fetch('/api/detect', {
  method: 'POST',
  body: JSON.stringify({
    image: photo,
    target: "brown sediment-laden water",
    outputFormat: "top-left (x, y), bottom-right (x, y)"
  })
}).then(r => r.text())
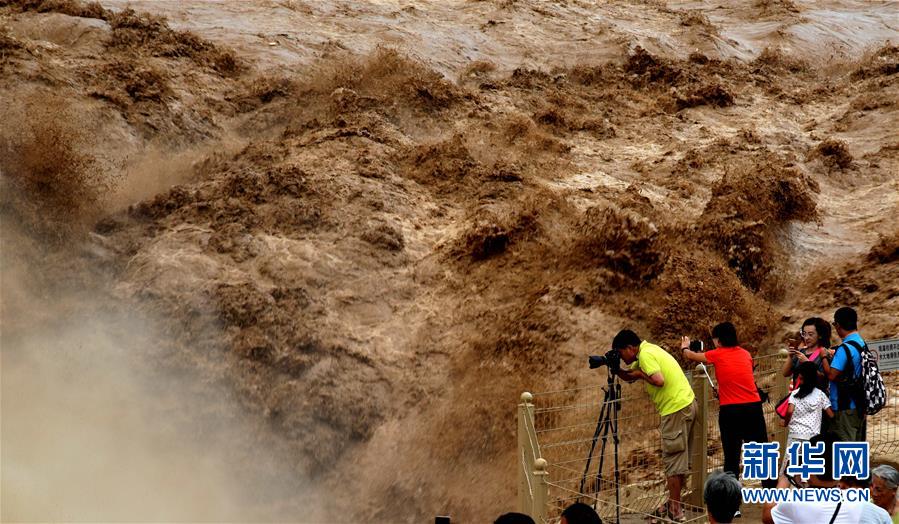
top-left (1, 0), bottom-right (897, 521)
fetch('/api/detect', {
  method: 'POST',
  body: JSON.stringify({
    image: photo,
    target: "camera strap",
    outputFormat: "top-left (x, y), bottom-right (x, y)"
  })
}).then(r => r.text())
top-left (828, 502), bottom-right (842, 524)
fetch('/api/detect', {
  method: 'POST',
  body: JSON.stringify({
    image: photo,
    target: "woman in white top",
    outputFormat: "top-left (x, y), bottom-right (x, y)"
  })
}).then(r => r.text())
top-left (764, 433), bottom-right (892, 524)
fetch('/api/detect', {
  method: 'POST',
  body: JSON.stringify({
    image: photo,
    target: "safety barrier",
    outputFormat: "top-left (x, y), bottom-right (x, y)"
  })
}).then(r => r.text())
top-left (518, 346), bottom-right (899, 523)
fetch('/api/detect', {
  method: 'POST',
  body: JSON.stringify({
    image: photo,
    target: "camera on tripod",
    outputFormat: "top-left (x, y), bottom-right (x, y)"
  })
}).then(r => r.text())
top-left (588, 348), bottom-right (621, 372)
top-left (582, 347), bottom-right (623, 521)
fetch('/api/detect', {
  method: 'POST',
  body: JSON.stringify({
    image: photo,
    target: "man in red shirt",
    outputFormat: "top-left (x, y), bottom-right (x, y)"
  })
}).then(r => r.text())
top-left (683, 322), bottom-right (775, 488)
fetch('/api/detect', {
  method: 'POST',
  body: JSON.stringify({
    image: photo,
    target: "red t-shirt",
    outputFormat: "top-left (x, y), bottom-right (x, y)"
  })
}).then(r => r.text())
top-left (704, 346), bottom-right (760, 406)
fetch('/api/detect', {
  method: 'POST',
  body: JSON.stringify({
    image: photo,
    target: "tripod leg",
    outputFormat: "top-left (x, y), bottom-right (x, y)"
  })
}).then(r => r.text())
top-left (612, 382), bottom-right (621, 524)
top-left (579, 390), bottom-right (610, 495)
top-left (593, 386), bottom-right (616, 503)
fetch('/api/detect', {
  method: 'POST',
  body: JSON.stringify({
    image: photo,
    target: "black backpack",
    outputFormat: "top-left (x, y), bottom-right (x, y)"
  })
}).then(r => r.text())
top-left (835, 340), bottom-right (887, 415)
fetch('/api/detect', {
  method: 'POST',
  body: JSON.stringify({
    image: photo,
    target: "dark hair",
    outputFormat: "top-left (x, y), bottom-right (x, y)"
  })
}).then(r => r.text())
top-left (795, 361), bottom-right (819, 399)
top-left (803, 317), bottom-right (832, 349)
top-left (494, 512), bottom-right (536, 524)
top-left (809, 432), bottom-right (837, 481)
top-left (834, 307), bottom-right (858, 331)
top-left (711, 322), bottom-right (738, 347)
top-left (841, 475), bottom-right (870, 488)
top-left (560, 502), bottom-right (603, 524)
top-left (611, 329), bottom-right (641, 350)
top-left (704, 471), bottom-right (741, 523)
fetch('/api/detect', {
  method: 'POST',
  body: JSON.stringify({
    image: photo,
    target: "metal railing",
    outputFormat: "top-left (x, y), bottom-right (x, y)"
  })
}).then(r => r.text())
top-left (518, 346), bottom-right (899, 523)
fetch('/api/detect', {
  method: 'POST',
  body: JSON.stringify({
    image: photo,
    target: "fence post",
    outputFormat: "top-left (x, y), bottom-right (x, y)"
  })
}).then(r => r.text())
top-left (519, 392), bottom-right (536, 514)
top-left (771, 372), bottom-right (789, 452)
top-left (533, 458), bottom-right (549, 522)
top-left (688, 371), bottom-right (709, 506)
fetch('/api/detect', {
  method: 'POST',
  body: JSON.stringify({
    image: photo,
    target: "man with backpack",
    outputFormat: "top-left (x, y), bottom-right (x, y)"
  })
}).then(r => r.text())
top-left (821, 307), bottom-right (868, 441)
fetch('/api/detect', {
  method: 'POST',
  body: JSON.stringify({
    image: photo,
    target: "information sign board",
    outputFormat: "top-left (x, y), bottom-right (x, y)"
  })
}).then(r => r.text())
top-left (872, 338), bottom-right (899, 372)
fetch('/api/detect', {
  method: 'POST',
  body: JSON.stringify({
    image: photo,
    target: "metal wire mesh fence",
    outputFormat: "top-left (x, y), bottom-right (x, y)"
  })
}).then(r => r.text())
top-left (531, 378), bottom-right (693, 523)
top-left (518, 349), bottom-right (899, 524)
top-left (870, 371), bottom-right (899, 460)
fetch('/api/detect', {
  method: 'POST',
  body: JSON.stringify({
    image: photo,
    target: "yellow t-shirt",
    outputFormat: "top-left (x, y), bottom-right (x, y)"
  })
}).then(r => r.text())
top-left (630, 340), bottom-right (695, 416)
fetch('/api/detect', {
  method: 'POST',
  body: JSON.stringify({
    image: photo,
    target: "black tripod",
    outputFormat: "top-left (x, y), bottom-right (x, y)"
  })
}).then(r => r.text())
top-left (579, 370), bottom-right (622, 524)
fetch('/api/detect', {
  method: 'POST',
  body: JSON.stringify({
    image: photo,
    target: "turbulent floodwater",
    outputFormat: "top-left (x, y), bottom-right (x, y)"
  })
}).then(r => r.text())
top-left (1, 0), bottom-right (898, 522)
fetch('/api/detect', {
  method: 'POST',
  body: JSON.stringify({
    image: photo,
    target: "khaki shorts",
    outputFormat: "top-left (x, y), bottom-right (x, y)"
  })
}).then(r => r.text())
top-left (659, 400), bottom-right (697, 477)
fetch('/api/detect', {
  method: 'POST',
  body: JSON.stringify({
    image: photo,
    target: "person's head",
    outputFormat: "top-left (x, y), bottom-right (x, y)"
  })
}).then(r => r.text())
top-left (611, 329), bottom-right (642, 365)
top-left (807, 432), bottom-right (838, 487)
top-left (494, 512), bottom-right (536, 524)
top-left (795, 361), bottom-right (819, 399)
top-left (872, 465), bottom-right (899, 511)
top-left (560, 502), bottom-right (602, 524)
top-left (801, 317), bottom-right (831, 349)
top-left (839, 475), bottom-right (870, 489)
top-left (704, 471), bottom-right (741, 523)
top-left (711, 322), bottom-right (738, 348)
top-left (833, 307), bottom-right (858, 337)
